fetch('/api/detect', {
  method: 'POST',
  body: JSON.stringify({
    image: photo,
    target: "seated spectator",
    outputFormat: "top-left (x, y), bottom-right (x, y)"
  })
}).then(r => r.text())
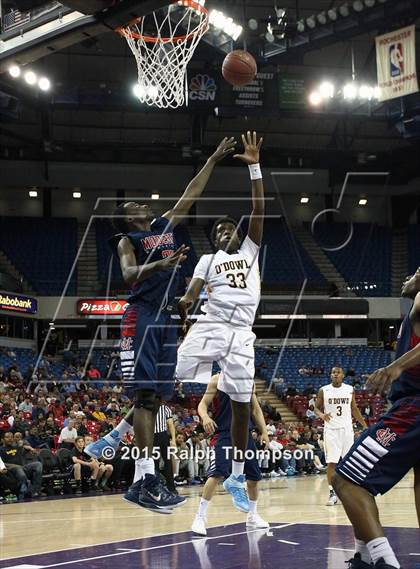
top-left (86, 364), bottom-right (101, 382)
top-left (92, 405), bottom-right (107, 423)
top-left (306, 405), bottom-right (316, 422)
top-left (64, 410), bottom-right (77, 427)
top-left (24, 427), bottom-right (50, 450)
top-left (106, 401), bottom-right (120, 419)
top-left (58, 419), bottom-right (78, 449)
top-left (11, 411), bottom-right (31, 435)
top-left (266, 420), bottom-right (276, 436)
top-left (0, 455), bottom-right (20, 501)
top-left (18, 396), bottom-right (33, 413)
top-left (0, 431), bottom-right (43, 498)
top-left (173, 433), bottom-right (194, 484)
top-left (71, 436), bottom-right (101, 494)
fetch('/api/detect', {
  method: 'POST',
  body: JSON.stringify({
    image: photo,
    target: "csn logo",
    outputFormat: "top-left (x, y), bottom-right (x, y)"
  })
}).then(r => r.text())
top-left (189, 74), bottom-right (217, 102)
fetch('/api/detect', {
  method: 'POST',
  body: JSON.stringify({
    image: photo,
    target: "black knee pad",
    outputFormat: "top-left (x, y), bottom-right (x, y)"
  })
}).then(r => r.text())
top-left (134, 389), bottom-right (158, 412)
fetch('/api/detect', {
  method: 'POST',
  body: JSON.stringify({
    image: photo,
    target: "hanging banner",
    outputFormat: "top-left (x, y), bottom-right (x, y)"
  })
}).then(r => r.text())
top-left (375, 25), bottom-right (419, 102)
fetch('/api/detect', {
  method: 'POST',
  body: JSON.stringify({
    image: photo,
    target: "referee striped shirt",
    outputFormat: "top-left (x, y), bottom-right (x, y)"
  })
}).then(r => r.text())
top-left (154, 404), bottom-right (172, 434)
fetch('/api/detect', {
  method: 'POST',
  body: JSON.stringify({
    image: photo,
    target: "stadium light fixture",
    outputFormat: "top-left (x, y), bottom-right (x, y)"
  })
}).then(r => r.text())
top-left (38, 77), bottom-right (51, 91)
top-left (300, 196), bottom-right (310, 204)
top-left (353, 0), bottom-right (364, 12)
top-left (306, 15), bottom-right (316, 29)
top-left (359, 85), bottom-right (374, 100)
top-left (248, 18), bottom-right (258, 31)
top-left (297, 20), bottom-right (305, 32)
top-left (358, 198), bottom-right (367, 206)
top-left (24, 71), bottom-right (37, 85)
top-left (343, 82), bottom-right (358, 100)
top-left (151, 193), bottom-right (160, 200)
top-left (8, 65), bottom-right (21, 78)
top-left (319, 81), bottom-right (335, 99)
top-left (317, 12), bottom-right (327, 25)
top-left (327, 8), bottom-right (338, 21)
top-left (29, 190), bottom-right (38, 198)
top-left (339, 4), bottom-right (350, 17)
top-left (309, 91), bottom-right (322, 106)
top-left (73, 191), bottom-right (82, 199)
top-left (364, 0), bottom-right (375, 6)
top-left (209, 10), bottom-right (243, 41)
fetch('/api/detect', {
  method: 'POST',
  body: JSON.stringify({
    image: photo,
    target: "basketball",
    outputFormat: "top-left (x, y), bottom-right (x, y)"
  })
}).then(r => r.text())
top-left (222, 49), bottom-right (257, 87)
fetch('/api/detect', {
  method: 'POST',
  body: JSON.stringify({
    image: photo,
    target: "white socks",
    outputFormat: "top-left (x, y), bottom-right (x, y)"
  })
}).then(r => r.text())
top-left (232, 460), bottom-right (245, 477)
top-left (248, 500), bottom-right (257, 516)
top-left (367, 537), bottom-right (400, 568)
top-left (133, 457), bottom-right (155, 484)
top-left (198, 498), bottom-right (210, 518)
top-left (355, 539), bottom-right (371, 564)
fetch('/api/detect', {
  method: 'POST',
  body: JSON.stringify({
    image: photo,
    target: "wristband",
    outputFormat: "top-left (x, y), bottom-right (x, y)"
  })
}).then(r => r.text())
top-left (248, 163), bottom-right (262, 181)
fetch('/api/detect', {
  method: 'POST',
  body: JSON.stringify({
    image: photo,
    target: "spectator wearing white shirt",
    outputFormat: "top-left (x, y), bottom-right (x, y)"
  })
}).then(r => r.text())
top-left (59, 419), bottom-right (78, 449)
top-left (18, 398), bottom-right (33, 413)
top-left (266, 420), bottom-right (276, 436)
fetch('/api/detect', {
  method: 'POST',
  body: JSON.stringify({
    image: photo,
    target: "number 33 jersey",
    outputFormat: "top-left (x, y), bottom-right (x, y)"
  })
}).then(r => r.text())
top-left (321, 383), bottom-right (354, 431)
top-left (193, 235), bottom-right (261, 328)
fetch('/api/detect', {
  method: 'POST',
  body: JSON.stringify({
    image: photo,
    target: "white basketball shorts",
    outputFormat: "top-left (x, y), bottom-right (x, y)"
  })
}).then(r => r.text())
top-left (324, 428), bottom-right (354, 464)
top-left (175, 320), bottom-right (256, 403)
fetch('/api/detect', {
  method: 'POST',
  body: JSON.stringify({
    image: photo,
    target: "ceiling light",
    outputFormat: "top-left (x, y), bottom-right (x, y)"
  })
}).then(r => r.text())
top-left (73, 191), bottom-right (82, 199)
top-left (147, 85), bottom-right (159, 99)
top-left (373, 86), bottom-right (381, 99)
top-left (327, 8), bottom-right (338, 20)
top-left (353, 0), bottom-right (364, 12)
top-left (317, 12), bottom-right (327, 25)
top-left (8, 65), bottom-right (21, 78)
top-left (38, 77), bottom-right (51, 91)
top-left (265, 30), bottom-right (275, 43)
top-left (359, 85), bottom-right (373, 99)
top-left (364, 0), bottom-right (375, 6)
top-left (319, 81), bottom-right (335, 99)
top-left (248, 18), bottom-right (258, 30)
top-left (343, 82), bottom-right (357, 100)
top-left (300, 196), bottom-right (309, 204)
top-left (209, 9), bottom-right (243, 40)
top-left (339, 4), bottom-right (350, 17)
top-left (24, 71), bottom-right (37, 85)
top-left (151, 193), bottom-right (160, 200)
top-left (297, 20), bottom-right (305, 32)
top-left (306, 15), bottom-right (316, 29)
top-left (29, 190), bottom-right (38, 198)
top-left (309, 91), bottom-right (322, 106)
top-left (358, 198), bottom-right (367, 206)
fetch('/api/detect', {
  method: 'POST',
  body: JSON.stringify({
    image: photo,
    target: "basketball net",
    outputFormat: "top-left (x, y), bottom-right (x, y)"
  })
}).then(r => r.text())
top-left (117, 0), bottom-right (208, 109)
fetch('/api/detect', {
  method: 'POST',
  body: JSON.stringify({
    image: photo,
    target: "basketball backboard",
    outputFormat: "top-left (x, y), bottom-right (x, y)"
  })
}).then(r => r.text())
top-left (0, 0), bottom-right (170, 72)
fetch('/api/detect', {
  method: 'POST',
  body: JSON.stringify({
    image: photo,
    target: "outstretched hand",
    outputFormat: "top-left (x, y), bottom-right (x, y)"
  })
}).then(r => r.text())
top-left (234, 130), bottom-right (263, 165)
top-left (366, 365), bottom-right (401, 396)
top-left (210, 137), bottom-right (237, 163)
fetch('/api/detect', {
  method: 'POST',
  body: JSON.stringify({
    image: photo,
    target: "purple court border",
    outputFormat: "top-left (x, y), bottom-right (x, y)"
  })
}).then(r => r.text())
top-left (1, 522), bottom-right (419, 569)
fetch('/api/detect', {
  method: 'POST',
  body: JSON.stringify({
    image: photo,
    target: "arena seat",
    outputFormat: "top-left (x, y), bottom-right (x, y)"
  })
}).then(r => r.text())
top-left (310, 222), bottom-right (392, 296)
top-left (0, 217), bottom-right (78, 295)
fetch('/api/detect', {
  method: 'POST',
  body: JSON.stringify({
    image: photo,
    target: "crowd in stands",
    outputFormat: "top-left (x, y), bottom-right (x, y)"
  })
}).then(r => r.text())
top-left (0, 345), bottom-right (386, 503)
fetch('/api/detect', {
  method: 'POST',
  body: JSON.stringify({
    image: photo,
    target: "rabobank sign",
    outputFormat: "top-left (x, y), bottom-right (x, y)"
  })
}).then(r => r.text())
top-left (189, 74), bottom-right (217, 102)
top-left (0, 291), bottom-right (38, 314)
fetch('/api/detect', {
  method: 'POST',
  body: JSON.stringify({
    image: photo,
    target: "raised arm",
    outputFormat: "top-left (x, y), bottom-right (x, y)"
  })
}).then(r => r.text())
top-left (234, 131), bottom-right (264, 246)
top-left (162, 138), bottom-right (237, 226)
top-left (197, 374), bottom-right (219, 435)
top-left (117, 237), bottom-right (189, 287)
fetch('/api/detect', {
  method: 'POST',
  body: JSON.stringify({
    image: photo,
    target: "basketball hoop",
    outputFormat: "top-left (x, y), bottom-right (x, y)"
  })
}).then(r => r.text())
top-left (116, 0), bottom-right (208, 109)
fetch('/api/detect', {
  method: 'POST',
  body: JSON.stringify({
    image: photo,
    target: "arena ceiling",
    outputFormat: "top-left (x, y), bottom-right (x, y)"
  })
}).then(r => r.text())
top-left (0, 0), bottom-right (420, 180)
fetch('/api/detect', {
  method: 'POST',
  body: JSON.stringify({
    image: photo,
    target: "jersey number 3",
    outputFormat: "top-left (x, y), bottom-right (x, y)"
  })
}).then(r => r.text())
top-left (226, 273), bottom-right (247, 289)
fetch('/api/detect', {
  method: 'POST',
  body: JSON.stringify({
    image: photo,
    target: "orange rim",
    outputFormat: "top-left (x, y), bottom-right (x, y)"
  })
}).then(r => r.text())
top-left (115, 0), bottom-right (208, 43)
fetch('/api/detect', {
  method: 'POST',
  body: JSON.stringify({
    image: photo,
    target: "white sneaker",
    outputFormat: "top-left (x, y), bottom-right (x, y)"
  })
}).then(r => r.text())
top-left (192, 515), bottom-right (207, 536)
top-left (246, 513), bottom-right (270, 529)
top-left (326, 491), bottom-right (338, 506)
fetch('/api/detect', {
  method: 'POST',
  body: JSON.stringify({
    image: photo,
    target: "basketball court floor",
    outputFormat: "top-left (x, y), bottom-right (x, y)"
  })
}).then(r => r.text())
top-left (1, 474), bottom-right (418, 569)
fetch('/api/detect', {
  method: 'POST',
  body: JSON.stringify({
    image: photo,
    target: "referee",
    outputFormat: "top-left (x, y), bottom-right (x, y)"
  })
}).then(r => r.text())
top-left (154, 403), bottom-right (176, 492)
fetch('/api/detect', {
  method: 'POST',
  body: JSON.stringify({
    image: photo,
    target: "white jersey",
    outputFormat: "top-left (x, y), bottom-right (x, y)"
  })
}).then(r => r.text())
top-left (192, 235), bottom-right (260, 328)
top-left (321, 383), bottom-right (354, 431)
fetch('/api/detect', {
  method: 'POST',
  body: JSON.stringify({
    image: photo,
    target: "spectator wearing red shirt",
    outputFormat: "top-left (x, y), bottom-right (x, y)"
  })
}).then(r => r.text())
top-left (86, 364), bottom-right (101, 381)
